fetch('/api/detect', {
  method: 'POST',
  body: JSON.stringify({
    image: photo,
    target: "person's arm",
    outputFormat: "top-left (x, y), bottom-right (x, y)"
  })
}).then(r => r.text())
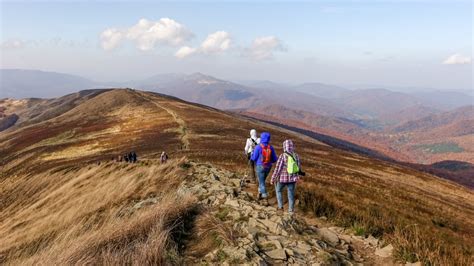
top-left (251, 145), bottom-right (260, 162)
top-left (270, 146), bottom-right (278, 163)
top-left (271, 154), bottom-right (284, 184)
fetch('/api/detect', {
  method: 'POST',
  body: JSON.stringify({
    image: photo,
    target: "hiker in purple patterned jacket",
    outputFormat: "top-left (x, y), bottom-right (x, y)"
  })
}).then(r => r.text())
top-left (271, 139), bottom-right (302, 216)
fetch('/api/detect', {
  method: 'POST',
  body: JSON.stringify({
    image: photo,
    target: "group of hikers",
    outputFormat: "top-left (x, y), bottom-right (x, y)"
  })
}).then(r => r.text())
top-left (119, 151), bottom-right (137, 163)
top-left (244, 129), bottom-right (304, 216)
top-left (115, 151), bottom-right (169, 164)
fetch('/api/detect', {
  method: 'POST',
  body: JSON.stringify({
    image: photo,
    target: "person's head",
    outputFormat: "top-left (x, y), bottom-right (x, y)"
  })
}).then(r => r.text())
top-left (250, 129), bottom-right (257, 139)
top-left (283, 139), bottom-right (295, 153)
top-left (260, 132), bottom-right (271, 145)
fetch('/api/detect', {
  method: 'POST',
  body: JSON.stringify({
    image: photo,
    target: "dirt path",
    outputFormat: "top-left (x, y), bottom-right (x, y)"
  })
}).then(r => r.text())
top-left (136, 91), bottom-right (189, 150)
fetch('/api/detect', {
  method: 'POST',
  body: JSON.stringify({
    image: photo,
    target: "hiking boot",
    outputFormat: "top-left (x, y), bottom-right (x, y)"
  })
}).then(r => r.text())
top-left (257, 192), bottom-right (262, 200)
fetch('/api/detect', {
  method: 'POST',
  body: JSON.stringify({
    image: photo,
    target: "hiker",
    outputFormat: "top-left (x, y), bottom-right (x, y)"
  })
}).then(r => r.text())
top-left (131, 151), bottom-right (137, 163)
top-left (251, 132), bottom-right (278, 203)
top-left (160, 151), bottom-right (168, 164)
top-left (271, 139), bottom-right (302, 216)
top-left (123, 153), bottom-right (129, 163)
top-left (244, 129), bottom-right (260, 183)
top-left (128, 152), bottom-right (133, 163)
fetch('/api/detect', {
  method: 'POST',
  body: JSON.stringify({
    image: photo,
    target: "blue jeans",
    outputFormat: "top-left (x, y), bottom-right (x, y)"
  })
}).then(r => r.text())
top-left (275, 182), bottom-right (296, 212)
top-left (256, 165), bottom-right (271, 198)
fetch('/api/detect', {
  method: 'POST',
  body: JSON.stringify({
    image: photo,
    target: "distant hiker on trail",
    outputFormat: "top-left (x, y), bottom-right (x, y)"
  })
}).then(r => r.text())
top-left (251, 132), bottom-right (278, 204)
top-left (131, 151), bottom-right (137, 163)
top-left (128, 152), bottom-right (133, 163)
top-left (271, 139), bottom-right (303, 216)
top-left (244, 129), bottom-right (260, 183)
top-left (160, 151), bottom-right (168, 164)
top-left (124, 153), bottom-right (129, 163)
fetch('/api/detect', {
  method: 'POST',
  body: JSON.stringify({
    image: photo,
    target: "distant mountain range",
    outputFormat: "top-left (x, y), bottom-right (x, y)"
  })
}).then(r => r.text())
top-left (1, 69), bottom-right (472, 167)
top-left (0, 69), bottom-right (99, 98)
top-left (2, 69), bottom-right (472, 114)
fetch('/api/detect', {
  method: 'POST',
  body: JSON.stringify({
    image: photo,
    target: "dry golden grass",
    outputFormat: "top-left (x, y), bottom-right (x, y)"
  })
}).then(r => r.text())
top-left (0, 158), bottom-right (199, 265)
top-left (183, 211), bottom-right (237, 261)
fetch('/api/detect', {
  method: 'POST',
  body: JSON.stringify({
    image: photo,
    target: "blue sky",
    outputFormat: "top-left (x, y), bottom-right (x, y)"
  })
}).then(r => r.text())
top-left (1, 0), bottom-right (472, 90)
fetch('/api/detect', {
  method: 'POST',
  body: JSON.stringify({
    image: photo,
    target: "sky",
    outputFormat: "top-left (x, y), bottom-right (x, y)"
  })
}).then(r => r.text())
top-left (0, 0), bottom-right (472, 90)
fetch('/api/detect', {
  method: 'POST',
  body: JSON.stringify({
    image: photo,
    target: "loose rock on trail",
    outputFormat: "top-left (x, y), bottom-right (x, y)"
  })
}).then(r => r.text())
top-left (172, 161), bottom-right (398, 265)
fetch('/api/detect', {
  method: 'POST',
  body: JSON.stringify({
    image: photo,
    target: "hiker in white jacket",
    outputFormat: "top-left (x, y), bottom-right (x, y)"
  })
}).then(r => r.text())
top-left (244, 129), bottom-right (260, 183)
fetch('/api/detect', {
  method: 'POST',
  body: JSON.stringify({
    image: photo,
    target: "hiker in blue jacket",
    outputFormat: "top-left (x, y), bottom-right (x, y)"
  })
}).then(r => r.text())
top-left (251, 132), bottom-right (278, 203)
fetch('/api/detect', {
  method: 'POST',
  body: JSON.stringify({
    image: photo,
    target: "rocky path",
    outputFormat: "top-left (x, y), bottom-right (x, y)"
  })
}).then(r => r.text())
top-left (181, 162), bottom-right (398, 265)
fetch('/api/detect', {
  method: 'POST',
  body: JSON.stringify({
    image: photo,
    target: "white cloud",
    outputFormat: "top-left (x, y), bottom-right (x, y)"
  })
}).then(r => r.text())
top-left (1, 39), bottom-right (26, 49)
top-left (175, 46), bottom-right (197, 59)
top-left (245, 36), bottom-right (285, 60)
top-left (200, 31), bottom-right (231, 54)
top-left (100, 18), bottom-right (193, 51)
top-left (174, 31), bottom-right (231, 58)
top-left (442, 54), bottom-right (471, 65)
top-left (100, 28), bottom-right (123, 51)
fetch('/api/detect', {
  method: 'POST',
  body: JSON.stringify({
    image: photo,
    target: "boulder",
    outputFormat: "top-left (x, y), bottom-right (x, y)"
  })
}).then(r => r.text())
top-left (285, 248), bottom-right (294, 256)
top-left (317, 228), bottom-right (340, 246)
top-left (339, 234), bottom-right (352, 244)
top-left (259, 240), bottom-right (283, 251)
top-left (375, 244), bottom-right (393, 258)
top-left (224, 199), bottom-right (240, 208)
top-left (248, 218), bottom-right (267, 230)
top-left (229, 210), bottom-right (241, 221)
top-left (261, 219), bottom-right (279, 233)
top-left (265, 248), bottom-right (287, 261)
top-left (366, 235), bottom-right (379, 246)
top-left (293, 246), bottom-right (310, 256)
top-left (270, 215), bottom-right (283, 224)
top-left (296, 241), bottom-right (312, 251)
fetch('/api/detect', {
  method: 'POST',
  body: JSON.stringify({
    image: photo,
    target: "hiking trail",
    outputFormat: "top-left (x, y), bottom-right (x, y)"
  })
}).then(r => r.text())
top-left (136, 91), bottom-right (189, 150)
top-left (152, 161), bottom-right (400, 265)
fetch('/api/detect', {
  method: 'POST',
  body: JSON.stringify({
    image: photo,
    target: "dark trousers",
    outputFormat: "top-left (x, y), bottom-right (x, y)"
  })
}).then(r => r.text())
top-left (248, 158), bottom-right (256, 181)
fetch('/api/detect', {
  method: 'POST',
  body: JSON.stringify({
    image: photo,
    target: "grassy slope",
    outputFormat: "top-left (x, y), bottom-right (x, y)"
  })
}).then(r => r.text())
top-left (0, 159), bottom-right (202, 264)
top-left (1, 89), bottom-right (473, 264)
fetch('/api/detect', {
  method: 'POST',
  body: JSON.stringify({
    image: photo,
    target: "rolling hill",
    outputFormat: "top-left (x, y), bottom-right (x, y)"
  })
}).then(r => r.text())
top-left (1, 89), bottom-right (473, 265)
